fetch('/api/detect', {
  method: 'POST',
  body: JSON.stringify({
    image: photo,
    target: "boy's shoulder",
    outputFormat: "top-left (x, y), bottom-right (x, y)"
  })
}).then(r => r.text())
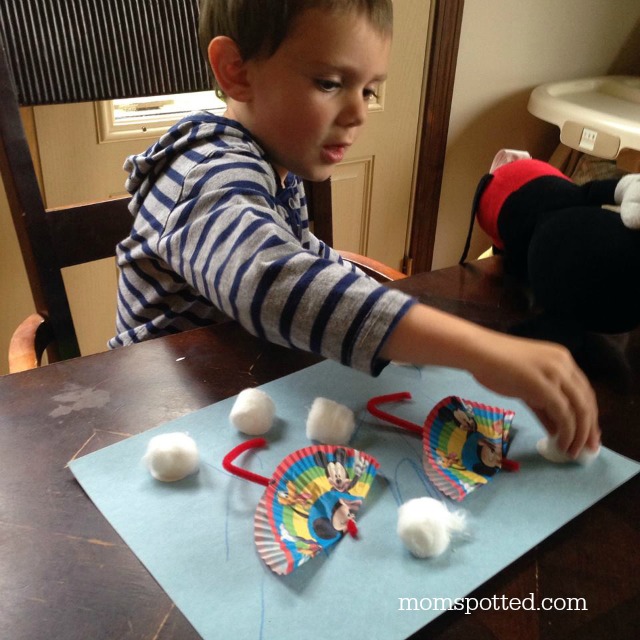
top-left (170, 111), bottom-right (258, 156)
top-left (173, 112), bottom-right (279, 186)
top-left (124, 112), bottom-right (276, 198)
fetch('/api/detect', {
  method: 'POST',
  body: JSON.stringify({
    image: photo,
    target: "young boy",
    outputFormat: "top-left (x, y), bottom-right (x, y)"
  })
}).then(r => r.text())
top-left (110, 0), bottom-right (599, 458)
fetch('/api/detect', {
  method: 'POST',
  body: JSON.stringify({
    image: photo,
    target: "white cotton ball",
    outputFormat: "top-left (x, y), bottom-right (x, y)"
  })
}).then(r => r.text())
top-left (144, 432), bottom-right (200, 482)
top-left (229, 388), bottom-right (276, 435)
top-left (305, 397), bottom-right (356, 445)
top-left (536, 437), bottom-right (600, 465)
top-left (397, 497), bottom-right (466, 559)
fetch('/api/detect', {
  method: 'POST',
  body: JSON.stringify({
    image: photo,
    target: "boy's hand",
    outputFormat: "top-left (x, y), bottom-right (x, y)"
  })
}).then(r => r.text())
top-left (469, 335), bottom-right (600, 458)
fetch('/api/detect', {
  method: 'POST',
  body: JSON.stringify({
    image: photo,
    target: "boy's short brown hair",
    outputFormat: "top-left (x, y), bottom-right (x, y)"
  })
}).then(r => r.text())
top-left (198, 0), bottom-right (393, 96)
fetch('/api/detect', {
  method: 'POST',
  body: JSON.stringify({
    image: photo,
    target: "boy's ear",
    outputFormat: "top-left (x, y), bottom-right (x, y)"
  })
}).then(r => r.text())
top-left (207, 36), bottom-right (252, 102)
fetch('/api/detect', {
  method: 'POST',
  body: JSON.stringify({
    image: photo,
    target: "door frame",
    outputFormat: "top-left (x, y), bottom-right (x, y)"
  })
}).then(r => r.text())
top-left (408, 0), bottom-right (464, 273)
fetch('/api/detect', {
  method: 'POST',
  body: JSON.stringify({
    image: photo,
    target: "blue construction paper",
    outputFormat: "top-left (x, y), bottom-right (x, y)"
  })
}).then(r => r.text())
top-left (69, 360), bottom-right (639, 640)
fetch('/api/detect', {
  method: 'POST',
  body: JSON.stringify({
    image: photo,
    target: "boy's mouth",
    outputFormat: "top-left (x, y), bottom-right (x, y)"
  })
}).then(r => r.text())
top-left (321, 144), bottom-right (348, 164)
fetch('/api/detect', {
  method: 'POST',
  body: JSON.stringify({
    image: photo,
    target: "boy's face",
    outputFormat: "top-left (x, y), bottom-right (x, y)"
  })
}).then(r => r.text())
top-left (229, 8), bottom-right (391, 182)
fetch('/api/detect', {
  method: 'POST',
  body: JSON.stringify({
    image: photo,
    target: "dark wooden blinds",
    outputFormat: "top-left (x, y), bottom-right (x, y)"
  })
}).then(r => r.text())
top-left (0, 0), bottom-right (212, 106)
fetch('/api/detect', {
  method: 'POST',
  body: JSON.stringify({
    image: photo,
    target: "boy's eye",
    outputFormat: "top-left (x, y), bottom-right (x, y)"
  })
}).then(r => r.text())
top-left (315, 78), bottom-right (342, 92)
top-left (315, 78), bottom-right (380, 101)
top-left (363, 87), bottom-right (379, 101)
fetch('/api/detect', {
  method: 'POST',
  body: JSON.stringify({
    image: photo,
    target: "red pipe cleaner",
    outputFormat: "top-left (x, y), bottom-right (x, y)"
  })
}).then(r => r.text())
top-left (346, 518), bottom-right (358, 539)
top-left (223, 437), bottom-right (270, 486)
top-left (501, 457), bottom-right (520, 472)
top-left (366, 392), bottom-right (423, 435)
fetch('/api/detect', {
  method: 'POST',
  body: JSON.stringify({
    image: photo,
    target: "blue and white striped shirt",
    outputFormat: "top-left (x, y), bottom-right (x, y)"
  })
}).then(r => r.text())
top-left (109, 113), bottom-right (415, 374)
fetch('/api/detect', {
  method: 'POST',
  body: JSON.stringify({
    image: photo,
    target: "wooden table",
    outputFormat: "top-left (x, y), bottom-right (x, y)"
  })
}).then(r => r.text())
top-left (1, 257), bottom-right (638, 639)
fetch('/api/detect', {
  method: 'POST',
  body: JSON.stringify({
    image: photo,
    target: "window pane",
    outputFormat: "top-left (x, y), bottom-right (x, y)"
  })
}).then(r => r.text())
top-left (113, 91), bottom-right (225, 121)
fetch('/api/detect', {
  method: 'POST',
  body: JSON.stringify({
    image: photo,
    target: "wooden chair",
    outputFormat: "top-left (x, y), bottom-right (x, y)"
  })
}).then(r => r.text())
top-left (304, 179), bottom-right (407, 282)
top-left (2, 50), bottom-right (403, 374)
top-left (1, 44), bottom-right (133, 372)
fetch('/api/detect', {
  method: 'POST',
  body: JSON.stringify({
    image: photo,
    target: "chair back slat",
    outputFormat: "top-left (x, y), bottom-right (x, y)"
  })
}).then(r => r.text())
top-left (304, 179), bottom-right (333, 246)
top-left (47, 197), bottom-right (133, 268)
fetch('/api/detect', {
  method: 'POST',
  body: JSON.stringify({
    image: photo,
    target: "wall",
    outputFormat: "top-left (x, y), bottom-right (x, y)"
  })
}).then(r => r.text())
top-left (433, 0), bottom-right (640, 269)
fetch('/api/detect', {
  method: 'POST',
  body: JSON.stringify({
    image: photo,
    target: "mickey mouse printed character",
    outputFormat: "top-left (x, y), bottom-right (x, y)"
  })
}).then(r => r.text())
top-left (313, 448), bottom-right (367, 493)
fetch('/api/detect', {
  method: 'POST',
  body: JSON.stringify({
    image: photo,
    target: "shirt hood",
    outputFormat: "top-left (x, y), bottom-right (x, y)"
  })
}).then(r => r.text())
top-left (123, 112), bottom-right (261, 213)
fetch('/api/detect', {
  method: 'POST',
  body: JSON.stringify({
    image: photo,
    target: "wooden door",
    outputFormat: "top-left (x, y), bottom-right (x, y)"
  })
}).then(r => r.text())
top-left (331, 0), bottom-right (432, 271)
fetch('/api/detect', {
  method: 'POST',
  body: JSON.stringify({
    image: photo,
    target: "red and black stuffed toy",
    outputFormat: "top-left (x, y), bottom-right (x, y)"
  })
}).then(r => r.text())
top-left (461, 150), bottom-right (640, 334)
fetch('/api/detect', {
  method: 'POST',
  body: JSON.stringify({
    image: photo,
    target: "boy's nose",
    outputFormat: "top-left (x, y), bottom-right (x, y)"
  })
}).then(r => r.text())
top-left (338, 93), bottom-right (368, 128)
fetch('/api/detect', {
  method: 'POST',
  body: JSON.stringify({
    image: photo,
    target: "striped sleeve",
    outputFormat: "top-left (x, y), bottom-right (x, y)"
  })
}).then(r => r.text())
top-left (158, 158), bottom-right (416, 375)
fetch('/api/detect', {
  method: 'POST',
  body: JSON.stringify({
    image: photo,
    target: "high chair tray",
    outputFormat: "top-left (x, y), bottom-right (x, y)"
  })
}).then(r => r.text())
top-left (528, 75), bottom-right (640, 158)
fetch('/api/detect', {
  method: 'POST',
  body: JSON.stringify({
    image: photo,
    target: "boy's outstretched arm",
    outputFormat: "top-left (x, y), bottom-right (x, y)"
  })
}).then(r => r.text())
top-left (380, 304), bottom-right (600, 458)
